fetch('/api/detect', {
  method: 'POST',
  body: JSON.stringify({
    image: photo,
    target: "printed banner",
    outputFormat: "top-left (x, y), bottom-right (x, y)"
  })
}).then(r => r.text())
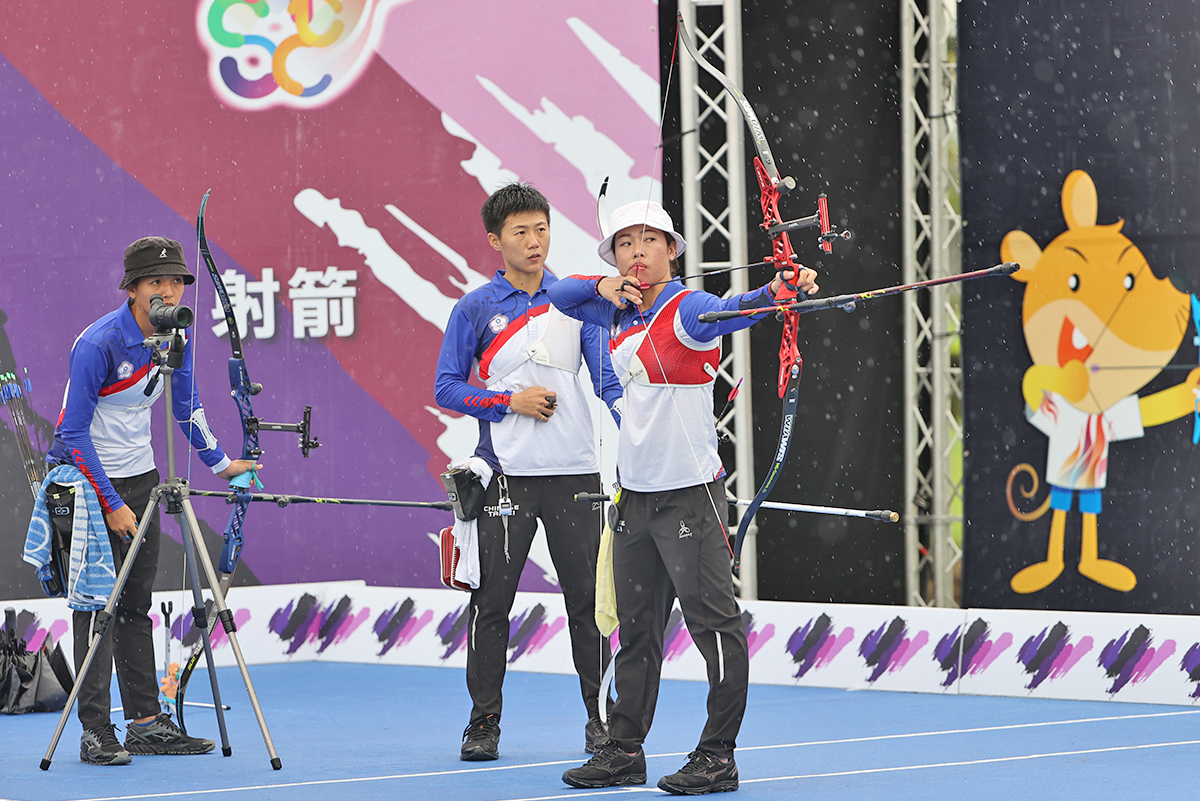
top-left (0, 2), bottom-right (658, 595)
top-left (958, 0), bottom-right (1200, 612)
top-left (6, 584), bottom-right (1200, 706)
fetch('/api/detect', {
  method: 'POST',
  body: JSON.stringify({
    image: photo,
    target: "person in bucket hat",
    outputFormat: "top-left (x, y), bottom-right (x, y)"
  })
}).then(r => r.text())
top-left (551, 200), bottom-right (818, 795)
top-left (118, 237), bottom-right (195, 290)
top-left (44, 236), bottom-right (258, 765)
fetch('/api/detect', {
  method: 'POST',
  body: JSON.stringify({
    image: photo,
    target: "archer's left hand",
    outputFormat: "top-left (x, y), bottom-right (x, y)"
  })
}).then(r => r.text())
top-left (219, 459), bottom-right (263, 481)
top-left (769, 267), bottom-right (819, 298)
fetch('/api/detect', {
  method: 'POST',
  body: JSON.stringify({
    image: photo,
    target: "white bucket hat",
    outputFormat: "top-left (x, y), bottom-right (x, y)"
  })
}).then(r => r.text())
top-left (597, 200), bottom-right (688, 266)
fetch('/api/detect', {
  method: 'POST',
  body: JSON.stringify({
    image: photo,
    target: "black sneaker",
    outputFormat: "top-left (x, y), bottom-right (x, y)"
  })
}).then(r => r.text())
top-left (562, 737), bottom-right (646, 788)
top-left (81, 723), bottom-right (132, 766)
top-left (657, 750), bottom-right (739, 795)
top-left (584, 716), bottom-right (607, 753)
top-left (460, 714), bottom-right (500, 761)
top-left (124, 713), bottom-right (215, 755)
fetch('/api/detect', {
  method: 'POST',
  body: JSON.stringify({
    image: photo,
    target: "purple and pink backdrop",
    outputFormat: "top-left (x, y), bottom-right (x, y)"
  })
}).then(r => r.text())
top-left (0, 1), bottom-right (659, 596)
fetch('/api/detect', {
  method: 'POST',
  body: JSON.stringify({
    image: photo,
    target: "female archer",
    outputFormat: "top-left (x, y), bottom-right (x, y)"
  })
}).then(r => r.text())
top-left (550, 200), bottom-right (817, 795)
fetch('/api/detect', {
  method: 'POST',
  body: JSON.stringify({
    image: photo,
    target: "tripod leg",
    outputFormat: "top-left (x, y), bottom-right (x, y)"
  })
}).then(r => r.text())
top-left (40, 494), bottom-right (160, 770)
top-left (179, 516), bottom-right (233, 757)
top-left (180, 498), bottom-right (282, 770)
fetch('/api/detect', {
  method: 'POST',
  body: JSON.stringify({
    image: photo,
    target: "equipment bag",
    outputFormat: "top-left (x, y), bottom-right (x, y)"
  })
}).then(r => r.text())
top-left (39, 484), bottom-right (75, 599)
top-left (439, 527), bottom-right (471, 592)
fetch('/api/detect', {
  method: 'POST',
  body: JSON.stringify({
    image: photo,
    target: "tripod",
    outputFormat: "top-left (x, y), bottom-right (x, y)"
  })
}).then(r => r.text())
top-left (41, 327), bottom-right (281, 770)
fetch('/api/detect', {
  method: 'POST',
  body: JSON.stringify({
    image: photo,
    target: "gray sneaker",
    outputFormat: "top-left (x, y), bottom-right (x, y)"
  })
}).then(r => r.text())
top-left (81, 723), bottom-right (132, 766)
top-left (124, 713), bottom-right (215, 755)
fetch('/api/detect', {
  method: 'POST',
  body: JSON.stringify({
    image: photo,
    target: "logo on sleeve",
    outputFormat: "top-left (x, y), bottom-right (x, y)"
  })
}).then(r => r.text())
top-left (117, 361), bottom-right (134, 380)
top-left (489, 314), bottom-right (509, 334)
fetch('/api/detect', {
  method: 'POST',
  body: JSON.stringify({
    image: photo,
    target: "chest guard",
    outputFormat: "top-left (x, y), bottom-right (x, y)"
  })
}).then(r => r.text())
top-left (482, 305), bottom-right (583, 389)
top-left (622, 290), bottom-right (719, 387)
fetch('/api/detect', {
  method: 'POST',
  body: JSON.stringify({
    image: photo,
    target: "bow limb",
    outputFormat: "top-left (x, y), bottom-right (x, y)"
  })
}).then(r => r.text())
top-left (677, 12), bottom-right (819, 574)
top-left (176, 190), bottom-right (259, 732)
top-left (732, 358), bottom-right (801, 573)
top-left (198, 189), bottom-right (261, 581)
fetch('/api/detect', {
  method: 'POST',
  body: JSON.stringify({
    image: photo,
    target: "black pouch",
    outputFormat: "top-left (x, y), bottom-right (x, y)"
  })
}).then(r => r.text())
top-left (440, 467), bottom-right (486, 522)
top-left (39, 483), bottom-right (75, 599)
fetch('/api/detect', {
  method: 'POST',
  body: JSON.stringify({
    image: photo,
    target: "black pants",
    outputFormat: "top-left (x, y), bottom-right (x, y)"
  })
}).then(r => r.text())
top-left (73, 469), bottom-right (162, 730)
top-left (466, 473), bottom-right (609, 722)
top-left (608, 482), bottom-right (749, 759)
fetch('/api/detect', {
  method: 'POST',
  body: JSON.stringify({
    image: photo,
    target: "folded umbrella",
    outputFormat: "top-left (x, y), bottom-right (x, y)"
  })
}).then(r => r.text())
top-left (0, 607), bottom-right (73, 714)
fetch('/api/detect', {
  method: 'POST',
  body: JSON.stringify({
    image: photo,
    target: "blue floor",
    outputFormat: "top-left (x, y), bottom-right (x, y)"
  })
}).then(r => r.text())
top-left (1, 662), bottom-right (1198, 800)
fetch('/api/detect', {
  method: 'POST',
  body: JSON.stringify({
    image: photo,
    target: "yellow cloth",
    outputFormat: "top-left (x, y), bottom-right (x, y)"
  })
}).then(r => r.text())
top-left (594, 491), bottom-right (619, 636)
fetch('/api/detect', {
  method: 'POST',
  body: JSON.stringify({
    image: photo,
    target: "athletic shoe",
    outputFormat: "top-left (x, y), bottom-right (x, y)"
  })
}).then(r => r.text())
top-left (584, 716), bottom-right (607, 753)
top-left (657, 750), bottom-right (739, 795)
top-left (562, 737), bottom-right (647, 788)
top-left (123, 713), bottom-right (215, 755)
top-left (460, 714), bottom-right (500, 761)
top-left (81, 723), bottom-right (132, 765)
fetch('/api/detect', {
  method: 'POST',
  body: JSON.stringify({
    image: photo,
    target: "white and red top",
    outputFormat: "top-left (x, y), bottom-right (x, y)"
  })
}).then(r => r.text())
top-left (549, 278), bottom-right (779, 493)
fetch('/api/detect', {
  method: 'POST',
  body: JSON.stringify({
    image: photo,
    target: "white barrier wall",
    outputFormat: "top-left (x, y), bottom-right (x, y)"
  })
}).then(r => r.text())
top-left (5, 582), bottom-right (1200, 707)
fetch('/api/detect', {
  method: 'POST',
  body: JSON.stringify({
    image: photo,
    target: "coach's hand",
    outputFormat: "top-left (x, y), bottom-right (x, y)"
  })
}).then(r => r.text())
top-left (105, 504), bottom-right (138, 543)
top-left (511, 386), bottom-right (557, 422)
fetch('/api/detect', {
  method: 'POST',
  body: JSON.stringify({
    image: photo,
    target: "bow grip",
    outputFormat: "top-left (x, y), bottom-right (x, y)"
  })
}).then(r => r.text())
top-left (228, 470), bottom-right (263, 491)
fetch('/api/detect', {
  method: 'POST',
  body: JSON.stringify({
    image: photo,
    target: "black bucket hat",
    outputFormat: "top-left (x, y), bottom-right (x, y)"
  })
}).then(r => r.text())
top-left (119, 236), bottom-right (196, 290)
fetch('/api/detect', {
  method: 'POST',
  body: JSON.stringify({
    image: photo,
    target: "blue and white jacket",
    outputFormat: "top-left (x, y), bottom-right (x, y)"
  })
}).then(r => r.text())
top-left (434, 269), bottom-right (622, 475)
top-left (46, 301), bottom-right (231, 513)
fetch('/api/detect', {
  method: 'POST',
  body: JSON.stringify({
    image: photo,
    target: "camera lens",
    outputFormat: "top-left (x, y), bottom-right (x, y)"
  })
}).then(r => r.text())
top-left (148, 295), bottom-right (194, 330)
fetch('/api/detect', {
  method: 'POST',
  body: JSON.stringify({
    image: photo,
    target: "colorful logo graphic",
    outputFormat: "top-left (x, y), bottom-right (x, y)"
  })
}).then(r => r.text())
top-left (268, 592), bottom-right (369, 654)
top-left (198, 0), bottom-right (398, 110)
top-left (785, 613), bottom-right (854, 679)
top-left (933, 618), bottom-right (1013, 687)
top-left (1099, 625), bottom-right (1175, 694)
top-left (508, 603), bottom-right (565, 663)
top-left (373, 598), bottom-right (433, 656)
top-left (1016, 622), bottom-right (1092, 690)
top-left (859, 616), bottom-right (929, 682)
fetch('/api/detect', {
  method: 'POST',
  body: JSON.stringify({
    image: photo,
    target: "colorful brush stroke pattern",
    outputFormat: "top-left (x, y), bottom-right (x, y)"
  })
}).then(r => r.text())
top-left (1098, 625), bottom-right (1176, 695)
top-left (268, 592), bottom-right (369, 654)
top-left (858, 616), bottom-right (929, 682)
top-left (933, 618), bottom-right (1014, 687)
top-left (786, 613), bottom-right (855, 679)
top-left (374, 598), bottom-right (433, 656)
top-left (1016, 622), bottom-right (1092, 690)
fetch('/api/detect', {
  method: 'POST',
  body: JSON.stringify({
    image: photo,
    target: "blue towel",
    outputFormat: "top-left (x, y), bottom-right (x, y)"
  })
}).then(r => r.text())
top-left (23, 465), bottom-right (115, 611)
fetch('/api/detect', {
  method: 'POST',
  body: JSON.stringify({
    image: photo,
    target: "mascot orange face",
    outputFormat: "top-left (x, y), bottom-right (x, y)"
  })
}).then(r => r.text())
top-left (1001, 170), bottom-right (1198, 594)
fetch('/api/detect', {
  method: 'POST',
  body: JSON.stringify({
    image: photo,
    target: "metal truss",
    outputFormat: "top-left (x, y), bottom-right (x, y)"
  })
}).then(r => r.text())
top-left (676, 0), bottom-right (963, 605)
top-left (901, 0), bottom-right (964, 607)
top-left (677, 0), bottom-right (759, 598)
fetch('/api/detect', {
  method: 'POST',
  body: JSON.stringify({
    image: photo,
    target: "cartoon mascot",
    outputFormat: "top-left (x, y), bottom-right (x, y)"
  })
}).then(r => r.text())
top-left (1002, 170), bottom-right (1200, 594)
